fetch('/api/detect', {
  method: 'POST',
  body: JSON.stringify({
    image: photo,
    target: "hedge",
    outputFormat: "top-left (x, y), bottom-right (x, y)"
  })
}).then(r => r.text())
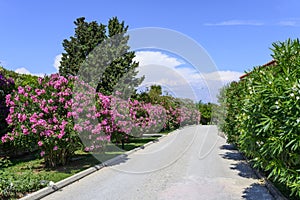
top-left (218, 39), bottom-right (300, 198)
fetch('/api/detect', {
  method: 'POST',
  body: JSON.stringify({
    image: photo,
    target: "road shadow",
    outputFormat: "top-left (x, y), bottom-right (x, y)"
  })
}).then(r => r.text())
top-left (242, 183), bottom-right (273, 200)
top-left (230, 162), bottom-right (257, 179)
top-left (220, 144), bottom-right (274, 200)
top-left (220, 144), bottom-right (257, 179)
top-left (219, 144), bottom-right (237, 151)
top-left (92, 152), bottom-right (130, 167)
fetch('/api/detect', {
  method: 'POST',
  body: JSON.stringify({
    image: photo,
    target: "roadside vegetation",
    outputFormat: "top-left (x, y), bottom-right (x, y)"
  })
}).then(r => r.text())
top-left (218, 38), bottom-right (300, 200)
top-left (0, 17), bottom-right (200, 199)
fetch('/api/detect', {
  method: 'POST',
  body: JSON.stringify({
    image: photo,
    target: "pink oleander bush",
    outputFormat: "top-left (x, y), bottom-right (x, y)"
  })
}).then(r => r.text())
top-left (1, 73), bottom-right (201, 167)
top-left (110, 97), bottom-right (166, 143)
top-left (177, 106), bottom-right (201, 126)
top-left (161, 99), bottom-right (200, 131)
top-left (1, 74), bottom-right (112, 167)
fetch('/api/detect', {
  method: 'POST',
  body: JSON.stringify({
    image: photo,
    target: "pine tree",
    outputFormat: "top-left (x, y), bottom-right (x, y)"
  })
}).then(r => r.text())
top-left (59, 17), bottom-right (144, 96)
top-left (59, 17), bottom-right (106, 76)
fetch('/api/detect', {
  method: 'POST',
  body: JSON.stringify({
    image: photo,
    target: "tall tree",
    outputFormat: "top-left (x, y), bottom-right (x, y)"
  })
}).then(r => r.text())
top-left (96, 17), bottom-right (144, 96)
top-left (148, 85), bottom-right (162, 103)
top-left (59, 17), bottom-right (144, 96)
top-left (59, 17), bottom-right (106, 76)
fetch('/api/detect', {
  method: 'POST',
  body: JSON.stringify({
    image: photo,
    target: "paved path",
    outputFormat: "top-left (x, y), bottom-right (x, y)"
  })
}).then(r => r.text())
top-left (42, 125), bottom-right (274, 200)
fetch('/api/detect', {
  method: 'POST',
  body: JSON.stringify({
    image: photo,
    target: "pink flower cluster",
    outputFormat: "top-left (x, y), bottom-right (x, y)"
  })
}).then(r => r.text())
top-left (162, 102), bottom-right (201, 130)
top-left (1, 74), bottom-right (111, 160)
top-left (111, 97), bottom-right (167, 138)
top-left (1, 73), bottom-right (201, 165)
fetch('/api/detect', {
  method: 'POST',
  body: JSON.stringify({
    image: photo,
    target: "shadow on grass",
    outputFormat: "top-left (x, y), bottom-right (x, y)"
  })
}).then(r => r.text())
top-left (4, 136), bottom-right (160, 178)
top-left (72, 136), bottom-right (160, 168)
top-left (54, 153), bottom-right (101, 174)
top-left (9, 151), bottom-right (39, 165)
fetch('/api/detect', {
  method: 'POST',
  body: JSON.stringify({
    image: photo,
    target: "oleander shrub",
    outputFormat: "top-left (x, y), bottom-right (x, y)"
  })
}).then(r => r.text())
top-left (109, 96), bottom-right (167, 143)
top-left (2, 74), bottom-right (112, 167)
top-left (161, 97), bottom-right (200, 131)
top-left (219, 38), bottom-right (300, 198)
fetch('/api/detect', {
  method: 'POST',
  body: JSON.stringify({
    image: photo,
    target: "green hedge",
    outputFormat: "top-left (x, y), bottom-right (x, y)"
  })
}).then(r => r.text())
top-left (0, 66), bottom-right (39, 88)
top-left (218, 39), bottom-right (300, 198)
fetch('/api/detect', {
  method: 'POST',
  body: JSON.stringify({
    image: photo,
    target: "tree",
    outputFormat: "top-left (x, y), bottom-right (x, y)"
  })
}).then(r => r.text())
top-left (59, 17), bottom-right (144, 96)
top-left (59, 17), bottom-right (106, 76)
top-left (197, 101), bottom-right (219, 125)
top-left (148, 85), bottom-right (162, 103)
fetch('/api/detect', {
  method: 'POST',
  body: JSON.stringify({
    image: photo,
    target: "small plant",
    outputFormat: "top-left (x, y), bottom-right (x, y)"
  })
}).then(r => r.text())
top-left (0, 170), bottom-right (49, 199)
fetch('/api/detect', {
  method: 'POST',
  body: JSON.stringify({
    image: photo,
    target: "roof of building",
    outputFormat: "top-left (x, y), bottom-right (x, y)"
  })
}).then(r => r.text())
top-left (239, 60), bottom-right (277, 79)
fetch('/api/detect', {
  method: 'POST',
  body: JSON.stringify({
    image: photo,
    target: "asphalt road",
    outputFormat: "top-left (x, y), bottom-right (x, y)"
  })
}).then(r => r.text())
top-left (42, 125), bottom-right (274, 200)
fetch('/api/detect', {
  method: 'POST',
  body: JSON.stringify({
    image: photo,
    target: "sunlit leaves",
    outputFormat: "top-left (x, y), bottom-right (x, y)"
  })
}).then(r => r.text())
top-left (218, 38), bottom-right (300, 198)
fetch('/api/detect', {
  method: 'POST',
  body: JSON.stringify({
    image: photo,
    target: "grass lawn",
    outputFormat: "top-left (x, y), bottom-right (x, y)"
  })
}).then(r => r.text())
top-left (0, 135), bottom-right (161, 199)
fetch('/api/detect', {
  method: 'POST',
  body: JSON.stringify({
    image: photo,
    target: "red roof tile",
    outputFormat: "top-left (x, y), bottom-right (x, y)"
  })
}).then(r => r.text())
top-left (239, 60), bottom-right (276, 79)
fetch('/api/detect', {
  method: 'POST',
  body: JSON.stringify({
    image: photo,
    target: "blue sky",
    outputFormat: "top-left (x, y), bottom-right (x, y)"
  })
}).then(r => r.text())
top-left (1, 0), bottom-right (300, 102)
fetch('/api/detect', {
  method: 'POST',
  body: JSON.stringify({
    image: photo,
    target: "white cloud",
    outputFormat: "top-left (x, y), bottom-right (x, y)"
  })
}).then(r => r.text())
top-left (54, 54), bottom-right (62, 71)
top-left (202, 71), bottom-right (244, 83)
top-left (15, 67), bottom-right (31, 74)
top-left (134, 51), bottom-right (183, 68)
top-left (204, 20), bottom-right (264, 26)
top-left (166, 67), bottom-right (243, 102)
top-left (15, 67), bottom-right (44, 77)
top-left (278, 20), bottom-right (299, 26)
top-left (134, 50), bottom-right (243, 103)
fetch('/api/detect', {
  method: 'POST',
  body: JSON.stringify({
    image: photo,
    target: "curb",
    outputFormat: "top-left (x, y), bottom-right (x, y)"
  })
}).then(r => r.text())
top-left (20, 131), bottom-right (172, 200)
top-left (239, 151), bottom-right (288, 200)
top-left (251, 167), bottom-right (288, 200)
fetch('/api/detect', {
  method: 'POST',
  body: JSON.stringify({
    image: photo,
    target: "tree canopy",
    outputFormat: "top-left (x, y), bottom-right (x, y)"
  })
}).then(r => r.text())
top-left (59, 17), bottom-right (144, 96)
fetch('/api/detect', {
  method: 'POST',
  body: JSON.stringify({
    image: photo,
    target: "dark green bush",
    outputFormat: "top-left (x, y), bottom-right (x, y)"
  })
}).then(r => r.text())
top-left (218, 39), bottom-right (300, 198)
top-left (0, 72), bottom-right (15, 139)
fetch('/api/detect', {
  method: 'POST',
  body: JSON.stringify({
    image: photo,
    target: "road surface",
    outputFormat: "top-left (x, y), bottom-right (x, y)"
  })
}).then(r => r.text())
top-left (42, 125), bottom-right (274, 200)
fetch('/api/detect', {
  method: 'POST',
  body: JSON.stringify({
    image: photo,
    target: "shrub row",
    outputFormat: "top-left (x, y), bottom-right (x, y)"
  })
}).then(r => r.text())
top-left (218, 39), bottom-right (300, 198)
top-left (1, 72), bottom-right (200, 168)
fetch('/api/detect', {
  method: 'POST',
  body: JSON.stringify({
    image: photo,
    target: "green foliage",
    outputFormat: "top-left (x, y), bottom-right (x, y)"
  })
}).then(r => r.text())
top-left (0, 170), bottom-right (47, 199)
top-left (0, 66), bottom-right (38, 88)
top-left (135, 85), bottom-right (166, 104)
top-left (59, 17), bottom-right (106, 76)
top-left (218, 81), bottom-right (245, 144)
top-left (196, 101), bottom-right (219, 125)
top-left (218, 38), bottom-right (300, 198)
top-left (0, 157), bottom-right (45, 199)
top-left (148, 85), bottom-right (162, 103)
top-left (59, 17), bottom-right (144, 96)
top-left (0, 157), bottom-right (12, 169)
